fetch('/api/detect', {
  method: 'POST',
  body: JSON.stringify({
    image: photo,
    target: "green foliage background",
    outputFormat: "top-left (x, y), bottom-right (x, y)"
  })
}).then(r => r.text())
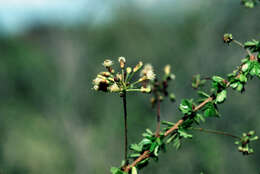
top-left (0, 1), bottom-right (260, 174)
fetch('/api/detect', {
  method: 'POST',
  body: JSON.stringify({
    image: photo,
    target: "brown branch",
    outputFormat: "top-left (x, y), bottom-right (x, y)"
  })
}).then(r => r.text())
top-left (124, 150), bottom-right (150, 172)
top-left (122, 40), bottom-right (257, 172)
top-left (124, 97), bottom-right (213, 172)
top-left (164, 119), bottom-right (184, 137)
top-left (193, 97), bottom-right (213, 112)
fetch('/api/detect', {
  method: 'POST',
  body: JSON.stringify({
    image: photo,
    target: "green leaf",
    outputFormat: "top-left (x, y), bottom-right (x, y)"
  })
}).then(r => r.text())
top-left (154, 145), bottom-right (160, 157)
top-left (173, 137), bottom-right (181, 150)
top-left (178, 129), bottom-right (192, 139)
top-left (244, 40), bottom-right (257, 47)
top-left (239, 74), bottom-right (247, 82)
top-left (197, 91), bottom-right (210, 98)
top-left (156, 137), bottom-right (163, 146)
top-left (250, 66), bottom-right (257, 76)
top-left (236, 83), bottom-right (244, 92)
top-left (139, 138), bottom-right (152, 147)
top-left (149, 142), bottom-right (158, 152)
top-left (195, 113), bottom-right (205, 123)
top-left (146, 129), bottom-right (153, 135)
top-left (250, 136), bottom-right (259, 141)
top-left (230, 82), bottom-right (238, 89)
top-left (129, 153), bottom-right (141, 158)
top-left (203, 103), bottom-right (219, 117)
top-left (179, 99), bottom-right (193, 115)
top-left (138, 158), bottom-right (149, 165)
top-left (216, 90), bottom-right (227, 103)
top-left (131, 167), bottom-right (138, 174)
top-left (242, 62), bottom-right (250, 72)
top-left (161, 121), bottom-right (175, 126)
top-left (142, 133), bottom-right (152, 138)
top-left (212, 76), bottom-right (225, 84)
top-left (130, 144), bottom-right (142, 152)
top-left (166, 134), bottom-right (177, 144)
top-left (110, 167), bottom-right (127, 174)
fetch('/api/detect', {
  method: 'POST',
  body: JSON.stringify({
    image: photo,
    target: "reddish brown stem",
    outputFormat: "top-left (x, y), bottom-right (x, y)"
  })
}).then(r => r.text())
top-left (124, 97), bottom-right (213, 172)
top-left (124, 150), bottom-right (150, 172)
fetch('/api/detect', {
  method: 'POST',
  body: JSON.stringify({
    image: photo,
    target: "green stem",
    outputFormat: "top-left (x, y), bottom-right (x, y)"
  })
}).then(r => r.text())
top-left (127, 71), bottom-right (135, 82)
top-left (126, 88), bottom-right (141, 92)
top-left (131, 79), bottom-right (142, 87)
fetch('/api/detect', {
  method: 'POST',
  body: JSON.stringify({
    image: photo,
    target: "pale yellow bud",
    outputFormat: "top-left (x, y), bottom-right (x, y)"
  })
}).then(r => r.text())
top-left (118, 56), bottom-right (126, 68)
top-left (103, 59), bottom-right (113, 67)
top-left (164, 65), bottom-right (171, 76)
top-left (109, 83), bottom-right (121, 92)
top-left (141, 86), bottom-right (151, 93)
top-left (133, 61), bottom-right (143, 72)
top-left (116, 73), bottom-right (123, 81)
top-left (126, 67), bottom-right (132, 74)
top-left (93, 85), bottom-right (99, 91)
top-left (100, 72), bottom-right (111, 77)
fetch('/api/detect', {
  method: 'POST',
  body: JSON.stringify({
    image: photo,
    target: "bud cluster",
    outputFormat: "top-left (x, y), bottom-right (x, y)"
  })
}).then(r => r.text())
top-left (150, 64), bottom-right (176, 107)
top-left (223, 33), bottom-right (233, 44)
top-left (235, 131), bottom-right (258, 155)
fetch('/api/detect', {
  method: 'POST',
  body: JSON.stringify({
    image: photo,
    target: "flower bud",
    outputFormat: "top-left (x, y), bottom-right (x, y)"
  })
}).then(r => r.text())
top-left (109, 83), bottom-right (121, 92)
top-left (223, 33), bottom-right (233, 44)
top-left (118, 57), bottom-right (126, 68)
top-left (103, 59), bottom-right (113, 68)
top-left (93, 85), bottom-right (99, 91)
top-left (169, 93), bottom-right (176, 102)
top-left (100, 72), bottom-right (111, 77)
top-left (164, 65), bottom-right (171, 76)
top-left (126, 67), bottom-right (132, 74)
top-left (133, 61), bottom-right (143, 72)
top-left (141, 86), bottom-right (151, 93)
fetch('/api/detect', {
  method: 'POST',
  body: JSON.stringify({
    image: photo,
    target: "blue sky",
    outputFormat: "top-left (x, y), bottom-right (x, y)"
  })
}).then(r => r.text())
top-left (0, 0), bottom-right (110, 34)
top-left (0, 0), bottom-right (192, 35)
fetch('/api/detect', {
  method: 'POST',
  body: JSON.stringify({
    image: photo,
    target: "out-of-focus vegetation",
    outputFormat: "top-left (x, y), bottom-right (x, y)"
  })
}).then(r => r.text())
top-left (0, 1), bottom-right (260, 174)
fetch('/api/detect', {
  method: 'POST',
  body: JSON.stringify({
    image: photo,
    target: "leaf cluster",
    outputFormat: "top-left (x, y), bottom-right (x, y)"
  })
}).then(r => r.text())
top-left (241, 0), bottom-right (260, 8)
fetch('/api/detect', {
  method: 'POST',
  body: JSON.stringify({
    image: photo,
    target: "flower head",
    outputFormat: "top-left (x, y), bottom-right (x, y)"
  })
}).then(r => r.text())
top-left (140, 64), bottom-right (156, 80)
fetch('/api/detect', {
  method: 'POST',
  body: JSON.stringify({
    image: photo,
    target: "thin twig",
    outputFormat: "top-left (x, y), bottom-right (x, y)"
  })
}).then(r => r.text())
top-left (155, 94), bottom-right (161, 137)
top-left (191, 127), bottom-right (240, 139)
top-left (122, 91), bottom-right (128, 165)
top-left (233, 39), bottom-right (253, 57)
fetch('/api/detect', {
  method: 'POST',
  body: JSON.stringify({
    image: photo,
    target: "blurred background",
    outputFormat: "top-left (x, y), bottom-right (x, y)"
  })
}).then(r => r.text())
top-left (0, 0), bottom-right (260, 174)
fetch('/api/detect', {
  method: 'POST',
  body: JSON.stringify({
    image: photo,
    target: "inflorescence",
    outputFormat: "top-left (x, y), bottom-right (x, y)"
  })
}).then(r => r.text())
top-left (92, 57), bottom-right (156, 94)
